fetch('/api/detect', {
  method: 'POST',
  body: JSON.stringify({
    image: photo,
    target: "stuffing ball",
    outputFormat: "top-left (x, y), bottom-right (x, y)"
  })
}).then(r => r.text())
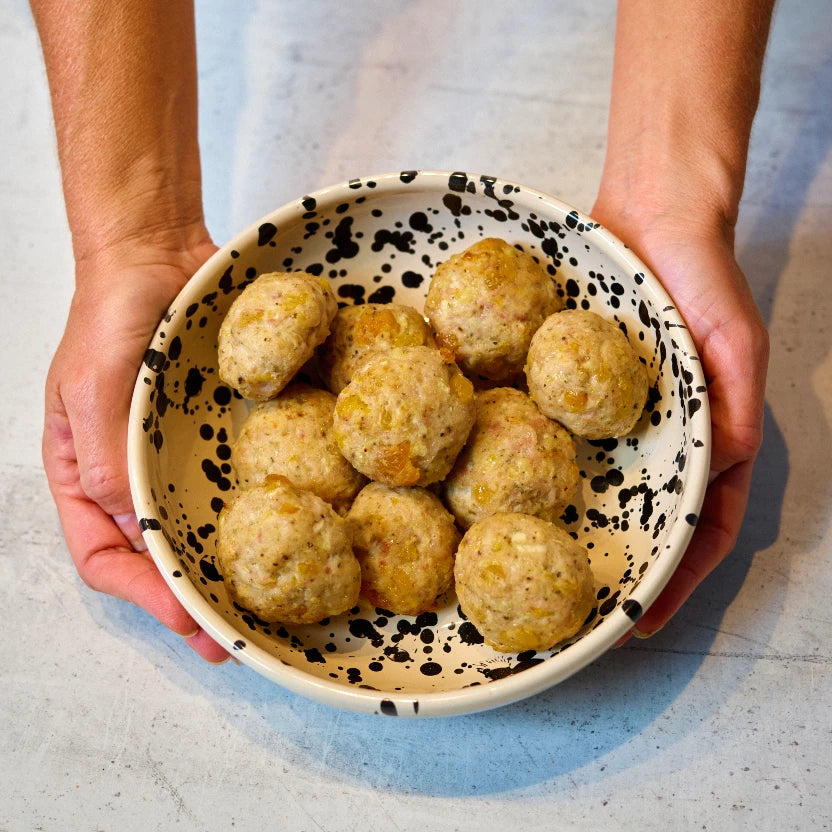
top-left (218, 271), bottom-right (337, 401)
top-left (424, 237), bottom-right (563, 381)
top-left (525, 309), bottom-right (649, 439)
top-left (333, 345), bottom-right (476, 487)
top-left (231, 383), bottom-right (366, 512)
top-left (443, 387), bottom-right (579, 529)
top-left (319, 302), bottom-right (436, 394)
top-left (216, 477), bottom-right (360, 624)
top-left (347, 483), bottom-right (460, 615)
top-left (454, 512), bottom-right (595, 653)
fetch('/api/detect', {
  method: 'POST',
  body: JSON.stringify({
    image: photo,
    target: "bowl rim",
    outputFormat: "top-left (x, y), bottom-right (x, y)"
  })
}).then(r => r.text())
top-left (128, 169), bottom-right (711, 717)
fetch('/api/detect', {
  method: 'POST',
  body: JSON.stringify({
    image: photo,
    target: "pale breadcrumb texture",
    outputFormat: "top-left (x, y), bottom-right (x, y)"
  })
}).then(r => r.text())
top-left (525, 309), bottom-right (649, 439)
top-left (216, 477), bottom-right (360, 624)
top-left (332, 345), bottom-right (475, 487)
top-left (424, 237), bottom-right (563, 381)
top-left (231, 383), bottom-right (366, 511)
top-left (443, 387), bottom-right (579, 529)
top-left (348, 483), bottom-right (460, 615)
top-left (218, 271), bottom-right (337, 401)
top-left (319, 302), bottom-right (436, 394)
top-left (454, 512), bottom-right (595, 653)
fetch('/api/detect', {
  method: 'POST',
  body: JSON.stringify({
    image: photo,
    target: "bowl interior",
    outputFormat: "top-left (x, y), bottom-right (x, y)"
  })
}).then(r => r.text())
top-left (129, 170), bottom-right (710, 716)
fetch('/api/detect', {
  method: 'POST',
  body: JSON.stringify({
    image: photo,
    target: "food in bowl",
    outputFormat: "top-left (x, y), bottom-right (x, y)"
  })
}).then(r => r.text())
top-left (216, 476), bottom-right (360, 624)
top-left (424, 237), bottom-right (563, 382)
top-left (347, 482), bottom-right (459, 616)
top-left (218, 270), bottom-right (337, 401)
top-left (231, 382), bottom-right (367, 512)
top-left (442, 387), bottom-right (579, 529)
top-left (216, 242), bottom-right (643, 644)
top-left (525, 308), bottom-right (649, 439)
top-left (332, 344), bottom-right (476, 487)
top-left (217, 248), bottom-right (642, 635)
top-left (319, 302), bottom-right (436, 394)
top-left (454, 512), bottom-right (596, 653)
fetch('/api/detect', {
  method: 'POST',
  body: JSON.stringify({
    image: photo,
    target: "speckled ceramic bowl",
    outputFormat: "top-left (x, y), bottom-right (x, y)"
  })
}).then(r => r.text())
top-left (128, 170), bottom-right (710, 717)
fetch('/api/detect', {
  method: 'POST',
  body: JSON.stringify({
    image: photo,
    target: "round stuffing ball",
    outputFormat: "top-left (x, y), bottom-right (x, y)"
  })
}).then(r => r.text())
top-left (216, 477), bottom-right (360, 624)
top-left (333, 345), bottom-right (476, 487)
top-left (525, 309), bottom-right (649, 439)
top-left (347, 483), bottom-right (460, 616)
top-left (424, 237), bottom-right (563, 382)
top-left (218, 271), bottom-right (337, 401)
top-left (443, 387), bottom-right (579, 529)
top-left (454, 512), bottom-right (595, 653)
top-left (319, 302), bottom-right (436, 394)
top-left (231, 383), bottom-right (366, 511)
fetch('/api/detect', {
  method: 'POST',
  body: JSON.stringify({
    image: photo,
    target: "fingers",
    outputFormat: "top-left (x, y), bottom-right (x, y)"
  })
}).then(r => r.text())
top-left (60, 487), bottom-right (230, 659)
top-left (699, 298), bottom-right (769, 474)
top-left (628, 459), bottom-right (755, 639)
top-left (57, 485), bottom-right (200, 636)
top-left (185, 629), bottom-right (232, 664)
top-left (44, 398), bottom-right (229, 656)
top-left (62, 363), bottom-right (136, 518)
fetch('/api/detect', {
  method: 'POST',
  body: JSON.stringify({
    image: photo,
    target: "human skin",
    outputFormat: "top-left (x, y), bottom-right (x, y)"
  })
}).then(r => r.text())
top-left (32, 0), bottom-right (772, 659)
top-left (32, 0), bottom-right (227, 662)
top-left (593, 0), bottom-right (774, 640)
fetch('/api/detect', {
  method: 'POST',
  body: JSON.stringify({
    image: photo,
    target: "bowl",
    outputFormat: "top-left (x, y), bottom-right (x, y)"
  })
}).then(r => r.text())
top-left (128, 170), bottom-right (710, 717)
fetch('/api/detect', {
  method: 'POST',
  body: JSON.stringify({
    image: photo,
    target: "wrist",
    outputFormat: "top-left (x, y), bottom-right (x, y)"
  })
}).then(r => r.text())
top-left (595, 134), bottom-right (743, 247)
top-left (72, 209), bottom-right (213, 273)
top-left (73, 220), bottom-right (216, 298)
top-left (65, 149), bottom-right (208, 266)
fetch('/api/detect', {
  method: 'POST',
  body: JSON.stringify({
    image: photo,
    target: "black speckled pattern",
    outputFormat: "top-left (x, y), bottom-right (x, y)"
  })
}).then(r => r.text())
top-left (131, 171), bottom-right (709, 710)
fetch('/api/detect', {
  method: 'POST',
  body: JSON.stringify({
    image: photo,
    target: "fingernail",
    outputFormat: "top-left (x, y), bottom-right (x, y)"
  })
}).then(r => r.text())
top-left (182, 628), bottom-right (201, 639)
top-left (206, 655), bottom-right (232, 666)
top-left (113, 513), bottom-right (148, 552)
top-left (112, 512), bottom-right (137, 534)
top-left (631, 625), bottom-right (662, 639)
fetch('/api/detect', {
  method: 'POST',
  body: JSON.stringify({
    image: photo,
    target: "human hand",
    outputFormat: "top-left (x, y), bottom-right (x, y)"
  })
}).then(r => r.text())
top-left (590, 201), bottom-right (769, 641)
top-left (43, 237), bottom-right (230, 663)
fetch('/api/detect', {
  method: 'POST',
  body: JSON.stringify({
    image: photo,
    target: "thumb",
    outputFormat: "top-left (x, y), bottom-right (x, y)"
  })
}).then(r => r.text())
top-left (64, 355), bottom-right (137, 521)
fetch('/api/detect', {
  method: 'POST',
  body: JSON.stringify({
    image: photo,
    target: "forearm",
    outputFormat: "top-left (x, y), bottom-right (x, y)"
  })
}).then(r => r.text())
top-left (30, 0), bottom-right (206, 266)
top-left (598, 0), bottom-right (775, 235)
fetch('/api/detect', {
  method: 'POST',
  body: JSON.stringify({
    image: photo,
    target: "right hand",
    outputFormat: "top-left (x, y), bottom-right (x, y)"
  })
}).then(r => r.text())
top-left (43, 234), bottom-right (230, 663)
top-left (590, 199), bottom-right (768, 641)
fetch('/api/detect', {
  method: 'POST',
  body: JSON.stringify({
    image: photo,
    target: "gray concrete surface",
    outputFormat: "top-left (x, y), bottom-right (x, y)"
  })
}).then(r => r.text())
top-left (2, 1), bottom-right (830, 829)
